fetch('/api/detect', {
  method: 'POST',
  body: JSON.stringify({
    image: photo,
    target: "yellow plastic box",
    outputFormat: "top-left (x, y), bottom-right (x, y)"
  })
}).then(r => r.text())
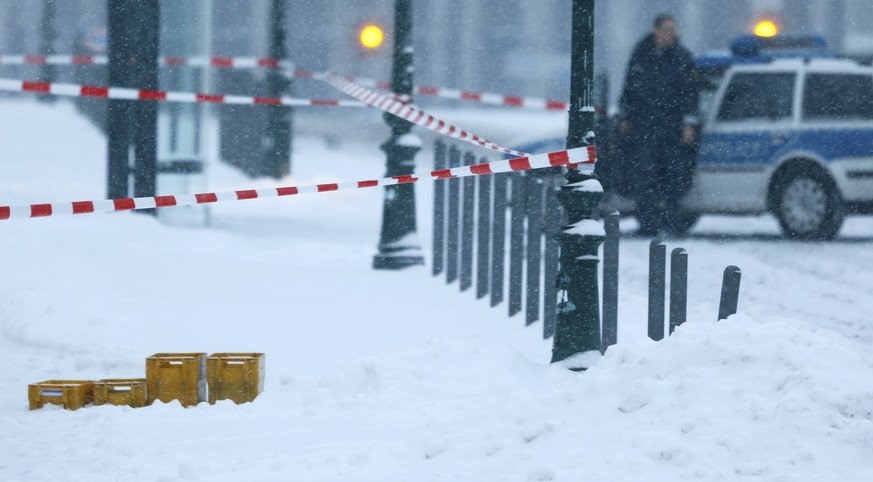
top-left (145, 353), bottom-right (207, 407)
top-left (28, 380), bottom-right (94, 411)
top-left (93, 378), bottom-right (149, 408)
top-left (207, 353), bottom-right (265, 404)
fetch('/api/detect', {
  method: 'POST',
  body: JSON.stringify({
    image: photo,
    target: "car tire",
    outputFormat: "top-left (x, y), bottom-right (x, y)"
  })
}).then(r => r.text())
top-left (772, 166), bottom-right (844, 240)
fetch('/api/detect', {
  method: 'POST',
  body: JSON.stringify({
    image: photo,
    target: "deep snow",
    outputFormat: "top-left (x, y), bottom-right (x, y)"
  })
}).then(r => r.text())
top-left (1, 99), bottom-right (872, 481)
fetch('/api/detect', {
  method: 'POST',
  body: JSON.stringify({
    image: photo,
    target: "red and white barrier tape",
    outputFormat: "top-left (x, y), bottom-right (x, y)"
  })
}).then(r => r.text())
top-left (0, 77), bottom-right (365, 107)
top-left (347, 76), bottom-right (568, 111)
top-left (325, 73), bottom-right (529, 158)
top-left (0, 54), bottom-right (568, 111)
top-left (0, 54), bottom-right (291, 69)
top-left (0, 147), bottom-right (595, 221)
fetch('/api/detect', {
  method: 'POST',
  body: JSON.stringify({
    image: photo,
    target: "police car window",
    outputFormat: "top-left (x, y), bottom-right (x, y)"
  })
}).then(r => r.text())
top-left (803, 74), bottom-right (873, 121)
top-left (717, 73), bottom-right (796, 122)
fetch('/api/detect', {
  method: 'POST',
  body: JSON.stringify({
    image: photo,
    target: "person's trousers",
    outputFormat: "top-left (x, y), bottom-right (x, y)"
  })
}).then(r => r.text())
top-left (633, 137), bottom-right (686, 233)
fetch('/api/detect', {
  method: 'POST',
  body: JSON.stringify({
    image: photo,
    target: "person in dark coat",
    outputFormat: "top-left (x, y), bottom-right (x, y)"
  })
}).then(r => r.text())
top-left (618, 14), bottom-right (699, 237)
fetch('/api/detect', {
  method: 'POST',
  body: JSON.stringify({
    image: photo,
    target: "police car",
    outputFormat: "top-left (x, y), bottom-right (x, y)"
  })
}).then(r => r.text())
top-left (528, 33), bottom-right (873, 240)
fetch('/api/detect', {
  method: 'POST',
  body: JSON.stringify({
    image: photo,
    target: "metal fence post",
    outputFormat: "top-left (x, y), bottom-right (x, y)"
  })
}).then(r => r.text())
top-left (476, 157), bottom-right (492, 299)
top-left (509, 173), bottom-right (527, 317)
top-left (460, 152), bottom-right (476, 291)
top-left (525, 175), bottom-right (545, 325)
top-left (446, 146), bottom-right (461, 284)
top-left (669, 248), bottom-right (688, 335)
top-left (432, 141), bottom-right (447, 276)
top-left (602, 211), bottom-right (620, 349)
top-left (648, 239), bottom-right (666, 341)
top-left (718, 266), bottom-right (742, 320)
top-left (490, 173), bottom-right (509, 307)
top-left (542, 181), bottom-right (562, 339)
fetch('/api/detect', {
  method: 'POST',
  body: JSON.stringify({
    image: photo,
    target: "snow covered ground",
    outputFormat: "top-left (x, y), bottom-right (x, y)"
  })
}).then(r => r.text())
top-left (1, 99), bottom-right (872, 481)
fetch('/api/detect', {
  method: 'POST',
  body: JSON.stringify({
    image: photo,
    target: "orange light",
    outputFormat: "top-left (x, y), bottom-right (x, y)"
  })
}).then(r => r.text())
top-left (359, 25), bottom-right (384, 49)
top-left (755, 20), bottom-right (779, 38)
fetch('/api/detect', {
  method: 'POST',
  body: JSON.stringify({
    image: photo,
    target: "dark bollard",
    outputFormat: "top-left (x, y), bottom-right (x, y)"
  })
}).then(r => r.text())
top-left (669, 248), bottom-right (688, 335)
top-left (460, 152), bottom-right (476, 292)
top-left (446, 146), bottom-right (461, 284)
top-left (508, 173), bottom-right (527, 317)
top-left (432, 141), bottom-right (447, 276)
top-left (476, 157), bottom-right (492, 299)
top-left (602, 211), bottom-right (620, 349)
top-left (718, 266), bottom-right (742, 320)
top-left (490, 173), bottom-right (508, 307)
top-left (648, 239), bottom-right (666, 341)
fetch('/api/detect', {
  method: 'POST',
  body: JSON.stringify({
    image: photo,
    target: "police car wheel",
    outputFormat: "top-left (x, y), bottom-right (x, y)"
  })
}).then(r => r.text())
top-left (773, 168), bottom-right (844, 240)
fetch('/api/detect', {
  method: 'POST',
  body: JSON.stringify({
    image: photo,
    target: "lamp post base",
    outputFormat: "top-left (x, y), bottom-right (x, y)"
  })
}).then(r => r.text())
top-left (373, 252), bottom-right (425, 270)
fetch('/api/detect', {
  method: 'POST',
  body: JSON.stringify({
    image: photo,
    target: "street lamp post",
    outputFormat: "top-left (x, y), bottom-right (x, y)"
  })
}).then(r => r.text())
top-left (551, 0), bottom-right (605, 368)
top-left (373, 0), bottom-right (425, 270)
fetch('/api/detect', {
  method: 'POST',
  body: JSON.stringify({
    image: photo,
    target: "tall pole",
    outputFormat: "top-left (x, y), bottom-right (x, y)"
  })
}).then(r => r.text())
top-left (372, 0), bottom-right (424, 270)
top-left (106, 0), bottom-right (159, 205)
top-left (551, 0), bottom-right (605, 367)
top-left (132, 0), bottom-right (160, 208)
top-left (39, 0), bottom-right (57, 100)
top-left (107, 0), bottom-right (133, 199)
top-left (264, 0), bottom-right (292, 179)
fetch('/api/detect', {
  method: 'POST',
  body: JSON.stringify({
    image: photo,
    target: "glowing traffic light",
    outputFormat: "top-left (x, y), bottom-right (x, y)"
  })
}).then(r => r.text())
top-left (755, 20), bottom-right (779, 38)
top-left (359, 25), bottom-right (384, 50)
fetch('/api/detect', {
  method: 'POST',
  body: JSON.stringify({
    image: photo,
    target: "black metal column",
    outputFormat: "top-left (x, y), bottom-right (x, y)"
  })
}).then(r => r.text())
top-left (551, 0), bottom-right (604, 366)
top-left (264, 0), bottom-right (293, 179)
top-left (107, 0), bottom-right (132, 199)
top-left (107, 0), bottom-right (159, 204)
top-left (131, 0), bottom-right (160, 205)
top-left (39, 0), bottom-right (58, 96)
top-left (373, 0), bottom-right (425, 270)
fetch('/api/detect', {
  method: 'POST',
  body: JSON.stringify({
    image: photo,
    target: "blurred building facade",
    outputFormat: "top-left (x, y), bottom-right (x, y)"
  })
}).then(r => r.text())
top-left (1, 0), bottom-right (871, 109)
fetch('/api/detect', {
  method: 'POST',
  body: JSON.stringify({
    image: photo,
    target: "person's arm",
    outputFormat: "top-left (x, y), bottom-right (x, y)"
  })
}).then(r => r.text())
top-left (678, 50), bottom-right (699, 144)
top-left (617, 49), bottom-right (642, 138)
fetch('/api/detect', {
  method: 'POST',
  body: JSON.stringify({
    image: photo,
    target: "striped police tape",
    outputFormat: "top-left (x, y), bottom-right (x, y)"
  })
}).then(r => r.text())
top-left (0, 77), bottom-right (366, 107)
top-left (0, 147), bottom-right (596, 221)
top-left (0, 54), bottom-right (568, 111)
top-left (324, 73), bottom-right (530, 158)
top-left (0, 74), bottom-right (535, 158)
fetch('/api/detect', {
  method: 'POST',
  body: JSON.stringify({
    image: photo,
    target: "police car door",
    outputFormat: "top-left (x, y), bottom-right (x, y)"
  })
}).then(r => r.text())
top-left (693, 68), bottom-right (798, 213)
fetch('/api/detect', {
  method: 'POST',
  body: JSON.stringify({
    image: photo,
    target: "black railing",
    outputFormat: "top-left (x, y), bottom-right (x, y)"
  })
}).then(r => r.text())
top-left (432, 140), bottom-right (742, 345)
top-left (432, 140), bottom-right (563, 339)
